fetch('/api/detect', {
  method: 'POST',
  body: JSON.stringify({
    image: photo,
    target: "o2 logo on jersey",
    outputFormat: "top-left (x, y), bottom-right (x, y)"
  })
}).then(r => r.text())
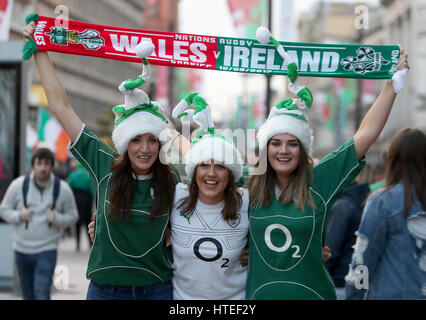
top-left (193, 237), bottom-right (229, 268)
top-left (264, 224), bottom-right (301, 258)
top-left (251, 216), bottom-right (314, 271)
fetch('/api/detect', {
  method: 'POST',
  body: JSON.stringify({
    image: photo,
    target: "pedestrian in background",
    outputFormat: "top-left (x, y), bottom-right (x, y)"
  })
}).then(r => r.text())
top-left (345, 128), bottom-right (426, 299)
top-left (369, 149), bottom-right (388, 192)
top-left (0, 147), bottom-right (78, 300)
top-left (68, 158), bottom-right (94, 251)
top-left (325, 170), bottom-right (370, 299)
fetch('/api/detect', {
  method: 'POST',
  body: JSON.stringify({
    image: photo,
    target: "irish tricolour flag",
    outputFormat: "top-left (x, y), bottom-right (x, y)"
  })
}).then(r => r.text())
top-left (38, 107), bottom-right (70, 163)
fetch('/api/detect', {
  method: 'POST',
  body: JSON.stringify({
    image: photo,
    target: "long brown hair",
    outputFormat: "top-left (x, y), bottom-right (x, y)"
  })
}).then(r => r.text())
top-left (178, 166), bottom-right (242, 221)
top-left (384, 128), bottom-right (426, 216)
top-left (108, 152), bottom-right (176, 221)
top-left (248, 138), bottom-right (315, 210)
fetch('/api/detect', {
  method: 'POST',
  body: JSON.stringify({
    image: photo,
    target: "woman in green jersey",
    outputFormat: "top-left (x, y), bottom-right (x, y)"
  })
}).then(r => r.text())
top-left (246, 28), bottom-right (410, 300)
top-left (24, 22), bottom-right (188, 300)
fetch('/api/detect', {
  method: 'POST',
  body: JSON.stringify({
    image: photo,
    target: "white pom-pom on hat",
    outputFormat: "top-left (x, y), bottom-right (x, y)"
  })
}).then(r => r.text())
top-left (135, 41), bottom-right (155, 58)
top-left (256, 26), bottom-right (271, 45)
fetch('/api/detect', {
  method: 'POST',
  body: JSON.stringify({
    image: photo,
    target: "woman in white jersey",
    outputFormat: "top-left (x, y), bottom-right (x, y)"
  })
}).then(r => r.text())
top-left (169, 93), bottom-right (248, 299)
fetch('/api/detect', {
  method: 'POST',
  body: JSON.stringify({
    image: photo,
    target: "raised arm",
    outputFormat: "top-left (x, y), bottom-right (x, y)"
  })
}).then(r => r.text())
top-left (353, 50), bottom-right (409, 160)
top-left (166, 120), bottom-right (191, 157)
top-left (24, 22), bottom-right (83, 142)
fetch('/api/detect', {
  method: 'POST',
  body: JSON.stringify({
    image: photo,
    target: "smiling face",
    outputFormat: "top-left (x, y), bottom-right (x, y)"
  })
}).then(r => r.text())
top-left (267, 133), bottom-right (301, 181)
top-left (195, 160), bottom-right (230, 205)
top-left (127, 133), bottom-right (160, 175)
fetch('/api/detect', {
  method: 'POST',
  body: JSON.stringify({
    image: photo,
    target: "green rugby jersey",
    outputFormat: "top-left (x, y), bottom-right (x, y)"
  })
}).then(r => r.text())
top-left (246, 138), bottom-right (365, 300)
top-left (69, 126), bottom-right (180, 286)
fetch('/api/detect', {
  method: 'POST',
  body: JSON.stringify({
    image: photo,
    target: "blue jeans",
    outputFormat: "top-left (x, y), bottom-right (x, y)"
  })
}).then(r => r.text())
top-left (86, 279), bottom-right (173, 300)
top-left (335, 287), bottom-right (346, 300)
top-left (15, 250), bottom-right (57, 300)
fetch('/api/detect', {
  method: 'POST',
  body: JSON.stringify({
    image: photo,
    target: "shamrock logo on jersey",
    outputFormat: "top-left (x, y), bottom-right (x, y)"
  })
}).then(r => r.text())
top-left (227, 213), bottom-right (241, 228)
top-left (180, 212), bottom-right (191, 224)
top-left (47, 27), bottom-right (104, 50)
top-left (341, 47), bottom-right (389, 74)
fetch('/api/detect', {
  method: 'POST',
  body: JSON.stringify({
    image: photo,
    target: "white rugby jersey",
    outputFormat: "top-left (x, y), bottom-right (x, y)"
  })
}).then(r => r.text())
top-left (171, 183), bottom-right (249, 300)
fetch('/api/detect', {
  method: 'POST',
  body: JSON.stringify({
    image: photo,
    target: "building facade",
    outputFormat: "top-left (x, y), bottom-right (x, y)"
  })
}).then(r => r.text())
top-left (298, 0), bottom-right (425, 164)
top-left (10, 0), bottom-right (179, 138)
top-left (368, 0), bottom-right (426, 149)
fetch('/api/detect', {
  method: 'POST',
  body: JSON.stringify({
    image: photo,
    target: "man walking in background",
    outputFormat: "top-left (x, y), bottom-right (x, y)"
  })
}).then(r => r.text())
top-left (0, 147), bottom-right (78, 300)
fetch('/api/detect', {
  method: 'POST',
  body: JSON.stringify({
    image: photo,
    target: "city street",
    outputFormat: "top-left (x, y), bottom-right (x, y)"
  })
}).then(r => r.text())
top-left (0, 236), bottom-right (90, 300)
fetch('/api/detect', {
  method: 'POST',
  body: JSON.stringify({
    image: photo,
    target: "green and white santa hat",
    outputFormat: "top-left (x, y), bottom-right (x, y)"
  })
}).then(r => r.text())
top-left (172, 93), bottom-right (243, 181)
top-left (256, 27), bottom-right (314, 155)
top-left (257, 98), bottom-right (314, 155)
top-left (111, 41), bottom-right (170, 155)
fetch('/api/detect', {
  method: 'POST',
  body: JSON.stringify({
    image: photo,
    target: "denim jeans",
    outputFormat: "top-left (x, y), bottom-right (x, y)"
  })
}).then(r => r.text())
top-left (86, 279), bottom-right (173, 300)
top-left (335, 287), bottom-right (346, 300)
top-left (15, 250), bottom-right (57, 300)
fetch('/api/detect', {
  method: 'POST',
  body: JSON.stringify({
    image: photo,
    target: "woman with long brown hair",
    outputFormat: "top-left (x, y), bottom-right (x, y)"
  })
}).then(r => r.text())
top-left (169, 94), bottom-right (249, 299)
top-left (24, 22), bottom-right (184, 300)
top-left (346, 128), bottom-right (426, 299)
top-left (245, 27), bottom-right (410, 300)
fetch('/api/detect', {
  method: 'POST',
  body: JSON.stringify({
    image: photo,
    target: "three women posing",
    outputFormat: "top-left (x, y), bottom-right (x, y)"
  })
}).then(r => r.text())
top-left (25, 20), bottom-right (409, 300)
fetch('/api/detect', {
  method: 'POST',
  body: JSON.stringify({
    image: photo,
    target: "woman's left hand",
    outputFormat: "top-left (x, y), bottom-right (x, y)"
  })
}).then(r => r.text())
top-left (397, 49), bottom-right (409, 70)
top-left (392, 49), bottom-right (409, 93)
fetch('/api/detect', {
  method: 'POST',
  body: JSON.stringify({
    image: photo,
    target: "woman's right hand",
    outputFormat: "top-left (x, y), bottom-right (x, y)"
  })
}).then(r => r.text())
top-left (23, 18), bottom-right (83, 143)
top-left (23, 21), bottom-right (35, 42)
top-left (322, 245), bottom-right (332, 263)
top-left (88, 213), bottom-right (96, 243)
